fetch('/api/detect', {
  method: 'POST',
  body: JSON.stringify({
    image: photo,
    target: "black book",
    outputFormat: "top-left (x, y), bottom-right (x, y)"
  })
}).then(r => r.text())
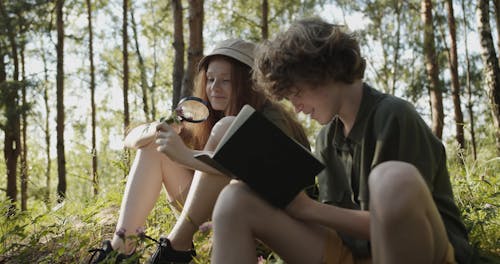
top-left (194, 104), bottom-right (324, 208)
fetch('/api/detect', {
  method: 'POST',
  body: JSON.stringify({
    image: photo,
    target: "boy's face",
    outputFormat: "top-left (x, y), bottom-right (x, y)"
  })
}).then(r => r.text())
top-left (286, 82), bottom-right (340, 125)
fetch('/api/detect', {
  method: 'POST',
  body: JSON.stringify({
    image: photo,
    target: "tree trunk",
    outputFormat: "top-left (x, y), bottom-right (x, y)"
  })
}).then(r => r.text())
top-left (477, 0), bottom-right (500, 153)
top-left (182, 0), bottom-right (204, 98)
top-left (445, 0), bottom-right (465, 149)
top-left (172, 0), bottom-right (184, 110)
top-left (1, 0), bottom-right (21, 214)
top-left (261, 0), bottom-right (269, 40)
top-left (3, 85), bottom-right (21, 216)
top-left (123, 0), bottom-right (130, 132)
top-left (147, 0), bottom-right (158, 120)
top-left (20, 43), bottom-right (27, 211)
top-left (86, 0), bottom-right (98, 195)
top-left (421, 0), bottom-right (444, 139)
top-left (391, 1), bottom-right (402, 96)
top-left (461, 0), bottom-right (477, 160)
top-left (41, 38), bottom-right (52, 202)
top-left (122, 0), bottom-right (130, 176)
top-left (0, 51), bottom-right (20, 217)
top-left (56, 0), bottom-right (67, 203)
top-left (493, 0), bottom-right (500, 63)
top-left (131, 6), bottom-right (150, 120)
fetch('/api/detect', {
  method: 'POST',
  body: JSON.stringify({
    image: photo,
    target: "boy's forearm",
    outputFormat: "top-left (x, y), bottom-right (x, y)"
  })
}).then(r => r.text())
top-left (287, 193), bottom-right (370, 240)
top-left (312, 202), bottom-right (370, 240)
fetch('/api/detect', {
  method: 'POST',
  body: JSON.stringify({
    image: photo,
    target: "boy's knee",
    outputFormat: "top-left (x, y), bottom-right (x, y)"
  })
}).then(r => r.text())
top-left (369, 161), bottom-right (421, 193)
top-left (213, 182), bottom-right (252, 223)
top-left (369, 161), bottom-right (427, 221)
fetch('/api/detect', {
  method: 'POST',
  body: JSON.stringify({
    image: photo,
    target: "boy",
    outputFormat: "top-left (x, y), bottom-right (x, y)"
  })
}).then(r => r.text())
top-left (210, 17), bottom-right (472, 264)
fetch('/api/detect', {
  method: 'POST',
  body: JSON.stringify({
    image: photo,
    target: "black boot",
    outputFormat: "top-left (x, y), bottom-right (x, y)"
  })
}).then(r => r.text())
top-left (88, 240), bottom-right (139, 264)
top-left (147, 237), bottom-right (196, 264)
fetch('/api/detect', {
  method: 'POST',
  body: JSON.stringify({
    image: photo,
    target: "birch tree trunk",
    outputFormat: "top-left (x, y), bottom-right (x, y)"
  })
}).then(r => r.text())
top-left (493, 0), bottom-right (500, 63)
top-left (477, 0), bottom-right (500, 153)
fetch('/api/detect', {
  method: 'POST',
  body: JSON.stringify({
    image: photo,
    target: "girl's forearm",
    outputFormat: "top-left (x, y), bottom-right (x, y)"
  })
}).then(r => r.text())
top-left (124, 122), bottom-right (159, 149)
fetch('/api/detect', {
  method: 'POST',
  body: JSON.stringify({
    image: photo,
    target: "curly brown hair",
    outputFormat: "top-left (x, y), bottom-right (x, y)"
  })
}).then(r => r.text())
top-left (253, 17), bottom-right (366, 99)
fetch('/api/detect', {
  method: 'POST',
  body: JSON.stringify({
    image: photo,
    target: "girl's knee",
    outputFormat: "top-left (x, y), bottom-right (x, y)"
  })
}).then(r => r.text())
top-left (205, 116), bottom-right (236, 150)
top-left (212, 116), bottom-right (236, 137)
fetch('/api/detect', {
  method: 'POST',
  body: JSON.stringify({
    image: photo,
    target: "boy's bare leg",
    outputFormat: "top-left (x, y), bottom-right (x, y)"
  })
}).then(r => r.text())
top-left (369, 161), bottom-right (449, 264)
top-left (212, 182), bottom-right (327, 264)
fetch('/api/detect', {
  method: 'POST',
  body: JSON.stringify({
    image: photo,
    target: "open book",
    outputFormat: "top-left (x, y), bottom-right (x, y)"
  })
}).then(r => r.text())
top-left (194, 105), bottom-right (324, 208)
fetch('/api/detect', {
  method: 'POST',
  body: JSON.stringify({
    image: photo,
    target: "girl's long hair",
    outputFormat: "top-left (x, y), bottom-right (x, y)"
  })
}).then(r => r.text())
top-left (184, 55), bottom-right (267, 150)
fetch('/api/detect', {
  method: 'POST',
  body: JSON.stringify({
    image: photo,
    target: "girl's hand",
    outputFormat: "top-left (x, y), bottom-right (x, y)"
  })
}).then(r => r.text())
top-left (155, 122), bottom-right (190, 162)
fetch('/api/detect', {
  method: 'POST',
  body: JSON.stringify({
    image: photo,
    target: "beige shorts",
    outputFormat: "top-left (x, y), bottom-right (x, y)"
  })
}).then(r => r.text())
top-left (322, 230), bottom-right (456, 264)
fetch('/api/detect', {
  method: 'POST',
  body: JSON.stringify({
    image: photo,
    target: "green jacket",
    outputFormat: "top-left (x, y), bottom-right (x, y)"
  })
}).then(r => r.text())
top-left (315, 84), bottom-right (472, 263)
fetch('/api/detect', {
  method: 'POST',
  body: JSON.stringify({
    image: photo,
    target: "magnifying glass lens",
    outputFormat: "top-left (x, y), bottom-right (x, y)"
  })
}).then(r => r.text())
top-left (161, 96), bottom-right (209, 124)
top-left (178, 100), bottom-right (209, 122)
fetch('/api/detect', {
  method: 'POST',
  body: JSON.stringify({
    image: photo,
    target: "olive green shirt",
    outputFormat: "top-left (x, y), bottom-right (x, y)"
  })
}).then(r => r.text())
top-left (315, 84), bottom-right (472, 263)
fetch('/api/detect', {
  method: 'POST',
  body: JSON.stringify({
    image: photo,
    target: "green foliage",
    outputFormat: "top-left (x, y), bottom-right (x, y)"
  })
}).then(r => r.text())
top-left (1, 0), bottom-right (500, 262)
top-left (0, 179), bottom-right (207, 263)
top-left (205, 0), bottom-right (326, 44)
top-left (1, 132), bottom-right (498, 263)
top-left (447, 140), bottom-right (500, 260)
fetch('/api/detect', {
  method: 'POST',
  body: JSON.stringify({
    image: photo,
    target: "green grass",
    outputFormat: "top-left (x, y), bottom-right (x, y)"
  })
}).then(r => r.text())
top-left (0, 144), bottom-right (499, 263)
top-left (0, 182), bottom-right (216, 263)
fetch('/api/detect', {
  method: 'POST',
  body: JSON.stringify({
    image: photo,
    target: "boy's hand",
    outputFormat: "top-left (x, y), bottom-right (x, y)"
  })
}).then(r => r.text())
top-left (286, 191), bottom-right (316, 221)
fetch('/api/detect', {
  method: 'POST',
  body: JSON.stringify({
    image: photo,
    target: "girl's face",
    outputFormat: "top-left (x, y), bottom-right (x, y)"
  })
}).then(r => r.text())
top-left (287, 82), bottom-right (341, 125)
top-left (206, 58), bottom-right (233, 111)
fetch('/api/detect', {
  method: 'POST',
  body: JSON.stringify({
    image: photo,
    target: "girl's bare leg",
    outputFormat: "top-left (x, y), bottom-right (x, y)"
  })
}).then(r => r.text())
top-left (167, 117), bottom-right (235, 250)
top-left (111, 144), bottom-right (193, 253)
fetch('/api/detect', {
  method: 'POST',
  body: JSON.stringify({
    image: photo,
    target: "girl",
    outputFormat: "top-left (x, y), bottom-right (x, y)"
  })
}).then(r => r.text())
top-left (89, 38), bottom-right (309, 264)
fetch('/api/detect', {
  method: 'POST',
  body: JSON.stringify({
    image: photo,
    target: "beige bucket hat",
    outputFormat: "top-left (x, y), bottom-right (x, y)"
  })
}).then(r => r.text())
top-left (198, 39), bottom-right (255, 70)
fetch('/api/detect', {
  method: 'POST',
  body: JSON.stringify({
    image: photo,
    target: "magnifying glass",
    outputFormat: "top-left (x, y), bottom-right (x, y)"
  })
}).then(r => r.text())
top-left (160, 96), bottom-right (210, 124)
